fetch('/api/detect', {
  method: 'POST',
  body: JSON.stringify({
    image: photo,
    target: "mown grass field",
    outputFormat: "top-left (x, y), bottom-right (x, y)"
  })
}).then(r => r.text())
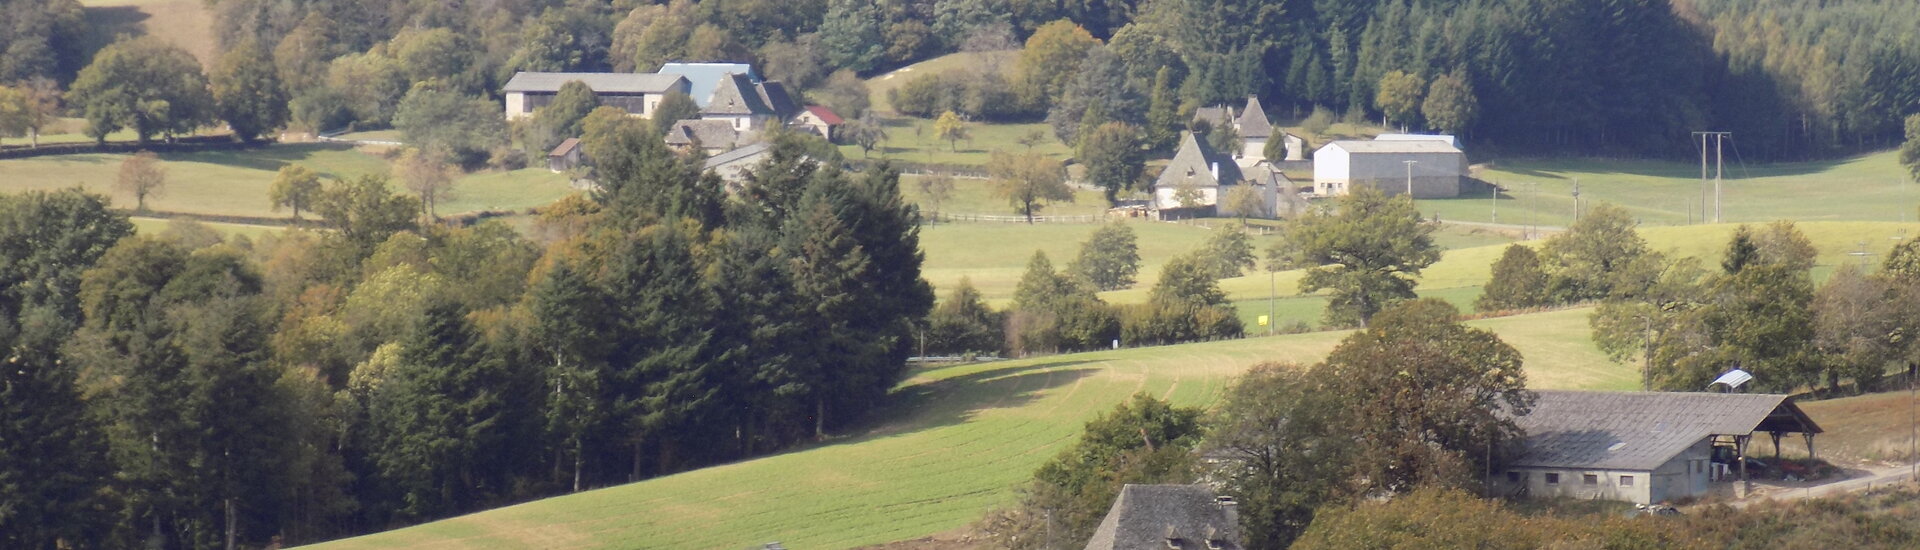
top-left (0, 143), bottom-right (574, 219)
top-left (307, 305), bottom-right (1634, 550)
top-left (899, 174), bottom-right (1107, 219)
top-left (79, 0), bottom-right (217, 66)
top-left (1420, 150), bottom-right (1920, 228)
top-left (840, 117), bottom-right (1072, 167)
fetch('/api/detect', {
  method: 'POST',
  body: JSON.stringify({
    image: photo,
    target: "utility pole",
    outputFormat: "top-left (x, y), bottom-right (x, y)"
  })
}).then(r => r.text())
top-left (1268, 270), bottom-right (1276, 337)
top-left (1404, 160), bottom-right (1418, 198)
top-left (1572, 178), bottom-right (1582, 222)
top-left (1692, 131), bottom-right (1730, 223)
top-left (1491, 182), bottom-right (1498, 224)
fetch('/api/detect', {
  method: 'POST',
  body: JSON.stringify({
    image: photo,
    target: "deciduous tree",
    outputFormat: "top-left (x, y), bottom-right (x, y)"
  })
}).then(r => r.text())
top-left (988, 150), bottom-right (1071, 223)
top-left (1281, 186), bottom-right (1438, 326)
top-left (395, 147), bottom-right (459, 220)
top-left (1422, 69), bottom-right (1478, 135)
top-left (1077, 121), bottom-right (1143, 205)
top-left (1475, 244), bottom-right (1549, 312)
top-left (1072, 221), bottom-right (1141, 291)
top-left (269, 164), bottom-right (323, 221)
top-left (115, 151), bottom-right (167, 211)
top-left (1374, 70), bottom-right (1424, 131)
top-left (68, 36), bottom-right (215, 144)
top-left (211, 39), bottom-right (290, 142)
top-left (933, 110), bottom-right (969, 151)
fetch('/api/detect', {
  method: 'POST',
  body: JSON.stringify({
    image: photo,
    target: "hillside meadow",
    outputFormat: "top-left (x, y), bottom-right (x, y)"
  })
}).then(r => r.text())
top-left (306, 306), bottom-right (1633, 550)
top-left (0, 143), bottom-right (575, 219)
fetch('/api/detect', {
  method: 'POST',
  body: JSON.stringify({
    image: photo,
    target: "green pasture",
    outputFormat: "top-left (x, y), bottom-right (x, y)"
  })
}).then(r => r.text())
top-left (1420, 150), bottom-right (1920, 228)
top-left (306, 305), bottom-right (1633, 550)
top-left (867, 51), bottom-right (1017, 115)
top-left (840, 117), bottom-right (1071, 167)
top-left (0, 143), bottom-right (572, 219)
top-left (901, 173), bottom-right (1107, 219)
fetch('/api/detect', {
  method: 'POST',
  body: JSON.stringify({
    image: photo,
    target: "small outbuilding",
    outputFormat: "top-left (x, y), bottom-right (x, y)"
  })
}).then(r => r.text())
top-left (1496, 390), bottom-right (1823, 505)
top-left (665, 119), bottom-right (750, 156)
top-left (702, 141), bottom-right (772, 188)
top-left (1311, 139), bottom-right (1466, 198)
top-left (1085, 484), bottom-right (1243, 550)
top-left (547, 137), bottom-right (582, 173)
top-left (790, 105), bottom-right (844, 142)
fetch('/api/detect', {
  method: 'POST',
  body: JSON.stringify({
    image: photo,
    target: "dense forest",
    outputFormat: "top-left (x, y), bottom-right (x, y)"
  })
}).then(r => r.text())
top-left (0, 127), bottom-right (933, 547)
top-left (8, 0), bottom-right (1920, 160)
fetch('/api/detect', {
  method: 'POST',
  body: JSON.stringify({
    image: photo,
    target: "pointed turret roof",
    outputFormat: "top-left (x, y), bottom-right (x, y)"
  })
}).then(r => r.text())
top-left (1235, 96), bottom-right (1272, 139)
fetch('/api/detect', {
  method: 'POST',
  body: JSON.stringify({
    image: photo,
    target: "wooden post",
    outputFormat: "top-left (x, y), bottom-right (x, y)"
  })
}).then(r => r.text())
top-left (1737, 435), bottom-right (1749, 496)
top-left (1771, 432), bottom-right (1781, 457)
top-left (1804, 432), bottom-right (1815, 460)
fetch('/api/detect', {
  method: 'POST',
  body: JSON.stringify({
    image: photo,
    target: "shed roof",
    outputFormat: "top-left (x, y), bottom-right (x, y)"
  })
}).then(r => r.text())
top-left (1192, 106), bottom-right (1231, 129)
top-left (502, 72), bottom-right (688, 94)
top-left (657, 63), bottom-right (758, 107)
top-left (1084, 485), bottom-right (1242, 550)
top-left (703, 141), bottom-right (771, 170)
top-left (548, 137), bottom-right (580, 158)
top-left (1509, 390), bottom-right (1822, 471)
top-left (1321, 140), bottom-right (1463, 155)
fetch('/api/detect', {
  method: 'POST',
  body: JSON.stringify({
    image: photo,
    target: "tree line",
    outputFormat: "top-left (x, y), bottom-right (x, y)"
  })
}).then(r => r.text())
top-left (0, 124), bottom-right (932, 549)
top-left (924, 222), bottom-right (1257, 358)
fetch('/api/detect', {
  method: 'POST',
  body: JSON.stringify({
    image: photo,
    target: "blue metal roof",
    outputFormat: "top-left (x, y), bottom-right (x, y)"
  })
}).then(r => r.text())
top-left (658, 63), bottom-right (759, 107)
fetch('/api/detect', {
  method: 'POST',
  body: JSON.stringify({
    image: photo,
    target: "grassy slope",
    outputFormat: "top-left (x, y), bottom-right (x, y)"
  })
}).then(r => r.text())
top-left (0, 144), bottom-right (573, 218)
top-left (1795, 389), bottom-right (1920, 463)
top-left (1421, 150), bottom-right (1919, 228)
top-left (79, 0), bottom-right (218, 65)
top-left (308, 307), bottom-right (1632, 550)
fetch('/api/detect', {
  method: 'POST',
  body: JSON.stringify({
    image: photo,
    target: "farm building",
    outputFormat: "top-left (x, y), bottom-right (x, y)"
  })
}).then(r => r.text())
top-left (502, 72), bottom-right (691, 120)
top-left (702, 141), bottom-right (772, 187)
top-left (790, 105), bottom-right (843, 141)
top-left (1084, 485), bottom-right (1243, 550)
top-left (1494, 390), bottom-right (1822, 505)
top-left (1311, 139), bottom-right (1466, 198)
top-left (1149, 132), bottom-right (1280, 220)
top-left (546, 137), bottom-right (582, 173)
top-left (700, 73), bottom-right (797, 132)
top-left (1375, 133), bottom-right (1461, 149)
top-left (664, 119), bottom-right (749, 156)
top-left (1190, 96), bottom-right (1295, 165)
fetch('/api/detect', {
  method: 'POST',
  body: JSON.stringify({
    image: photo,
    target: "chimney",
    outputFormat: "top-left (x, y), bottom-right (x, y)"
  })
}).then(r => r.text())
top-left (1215, 495), bottom-right (1238, 530)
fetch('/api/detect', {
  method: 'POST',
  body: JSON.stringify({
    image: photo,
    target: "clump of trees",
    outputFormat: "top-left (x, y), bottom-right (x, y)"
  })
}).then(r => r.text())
top-left (0, 125), bottom-right (935, 547)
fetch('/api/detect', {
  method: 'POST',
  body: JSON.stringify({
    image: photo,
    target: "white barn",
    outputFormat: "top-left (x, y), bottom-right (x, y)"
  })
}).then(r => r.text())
top-left (1495, 390), bottom-right (1822, 505)
top-left (1311, 139), bottom-right (1466, 198)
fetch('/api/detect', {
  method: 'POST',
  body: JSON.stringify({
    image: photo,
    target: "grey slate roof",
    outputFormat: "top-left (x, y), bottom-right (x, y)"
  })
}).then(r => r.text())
top-left (1154, 132), bottom-right (1243, 192)
top-left (664, 119), bottom-right (742, 149)
top-left (755, 80), bottom-right (798, 118)
top-left (1510, 390), bottom-right (1822, 471)
top-left (657, 62), bottom-right (758, 107)
top-left (703, 73), bottom-right (778, 116)
top-left (1235, 96), bottom-right (1272, 139)
top-left (502, 72), bottom-right (688, 94)
top-left (1085, 485), bottom-right (1242, 550)
top-left (702, 141), bottom-right (771, 170)
top-left (1192, 106), bottom-right (1231, 129)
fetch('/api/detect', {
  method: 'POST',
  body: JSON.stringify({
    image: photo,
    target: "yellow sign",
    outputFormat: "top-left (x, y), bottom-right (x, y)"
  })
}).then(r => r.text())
top-left (1257, 315), bottom-right (1270, 327)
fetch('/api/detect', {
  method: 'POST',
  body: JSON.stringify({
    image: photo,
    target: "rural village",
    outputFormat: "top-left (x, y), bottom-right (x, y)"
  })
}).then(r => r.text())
top-left (4, 0), bottom-right (1920, 549)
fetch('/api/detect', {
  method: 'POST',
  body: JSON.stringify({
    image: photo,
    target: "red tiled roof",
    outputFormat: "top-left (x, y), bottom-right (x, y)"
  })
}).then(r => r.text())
top-left (804, 105), bottom-right (844, 125)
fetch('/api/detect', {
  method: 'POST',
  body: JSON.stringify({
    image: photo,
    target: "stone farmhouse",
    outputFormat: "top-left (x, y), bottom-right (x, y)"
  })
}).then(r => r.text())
top-left (1193, 96), bottom-right (1306, 165)
top-left (501, 72), bottom-right (690, 120)
top-left (1149, 132), bottom-right (1285, 220)
top-left (1311, 136), bottom-right (1466, 198)
top-left (1084, 485), bottom-right (1243, 550)
top-left (1494, 390), bottom-right (1822, 505)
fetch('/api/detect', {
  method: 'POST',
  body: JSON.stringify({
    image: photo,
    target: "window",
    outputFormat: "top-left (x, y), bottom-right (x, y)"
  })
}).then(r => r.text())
top-left (1545, 473), bottom-right (1560, 485)
top-left (1506, 471), bottom-right (1522, 483)
top-left (1620, 475), bottom-right (1635, 487)
top-left (1583, 474), bottom-right (1599, 485)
